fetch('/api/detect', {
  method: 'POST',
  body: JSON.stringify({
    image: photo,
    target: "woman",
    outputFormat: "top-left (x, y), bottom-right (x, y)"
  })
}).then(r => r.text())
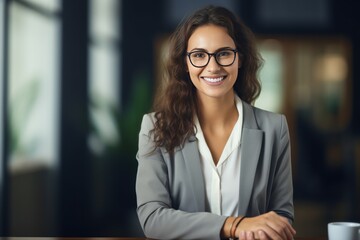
top-left (136, 5), bottom-right (296, 240)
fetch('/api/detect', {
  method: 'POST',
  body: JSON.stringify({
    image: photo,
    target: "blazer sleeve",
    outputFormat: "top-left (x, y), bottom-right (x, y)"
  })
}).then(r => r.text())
top-left (268, 115), bottom-right (294, 223)
top-left (135, 114), bottom-right (227, 240)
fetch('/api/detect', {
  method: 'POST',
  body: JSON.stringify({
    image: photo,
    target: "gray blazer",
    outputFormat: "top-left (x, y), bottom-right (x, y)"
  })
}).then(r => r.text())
top-left (136, 102), bottom-right (294, 239)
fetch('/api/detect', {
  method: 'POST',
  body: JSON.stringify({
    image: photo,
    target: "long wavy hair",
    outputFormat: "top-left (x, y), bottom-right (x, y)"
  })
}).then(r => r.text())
top-left (152, 5), bottom-right (262, 154)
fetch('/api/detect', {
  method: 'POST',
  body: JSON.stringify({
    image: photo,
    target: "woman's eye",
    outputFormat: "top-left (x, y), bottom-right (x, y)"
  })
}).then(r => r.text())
top-left (193, 52), bottom-right (206, 58)
top-left (217, 51), bottom-right (231, 57)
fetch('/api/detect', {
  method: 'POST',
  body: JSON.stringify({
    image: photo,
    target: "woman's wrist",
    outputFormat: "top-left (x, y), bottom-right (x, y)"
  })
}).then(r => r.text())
top-left (220, 216), bottom-right (236, 238)
top-left (233, 216), bottom-right (247, 238)
top-left (220, 216), bottom-right (247, 239)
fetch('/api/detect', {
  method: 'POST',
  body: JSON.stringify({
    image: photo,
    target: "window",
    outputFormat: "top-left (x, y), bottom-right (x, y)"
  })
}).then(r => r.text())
top-left (256, 39), bottom-right (284, 113)
top-left (8, 0), bottom-right (60, 167)
top-left (88, 0), bottom-right (121, 156)
top-left (3, 0), bottom-right (61, 235)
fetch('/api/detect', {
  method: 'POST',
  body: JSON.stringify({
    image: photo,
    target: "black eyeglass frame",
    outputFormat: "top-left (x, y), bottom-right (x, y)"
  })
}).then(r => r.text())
top-left (186, 48), bottom-right (238, 68)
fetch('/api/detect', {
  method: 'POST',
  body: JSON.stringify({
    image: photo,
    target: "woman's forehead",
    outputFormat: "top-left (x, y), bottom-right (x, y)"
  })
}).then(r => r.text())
top-left (187, 24), bottom-right (235, 51)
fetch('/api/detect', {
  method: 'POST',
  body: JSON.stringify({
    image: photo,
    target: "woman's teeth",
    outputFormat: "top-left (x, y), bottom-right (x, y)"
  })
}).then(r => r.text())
top-left (203, 77), bottom-right (225, 83)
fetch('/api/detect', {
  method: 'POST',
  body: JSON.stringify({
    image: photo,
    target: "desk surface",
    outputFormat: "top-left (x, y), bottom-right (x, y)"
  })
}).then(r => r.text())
top-left (0, 237), bottom-right (327, 240)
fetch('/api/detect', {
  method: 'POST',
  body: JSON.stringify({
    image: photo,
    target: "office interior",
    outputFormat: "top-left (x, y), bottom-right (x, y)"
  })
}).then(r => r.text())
top-left (0, 0), bottom-right (359, 237)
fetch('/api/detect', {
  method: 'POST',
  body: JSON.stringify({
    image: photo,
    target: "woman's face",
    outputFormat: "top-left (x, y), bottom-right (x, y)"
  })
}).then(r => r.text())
top-left (186, 24), bottom-right (240, 101)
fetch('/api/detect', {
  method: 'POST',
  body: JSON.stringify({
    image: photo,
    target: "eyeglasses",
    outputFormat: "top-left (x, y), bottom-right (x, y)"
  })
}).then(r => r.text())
top-left (186, 49), bottom-right (238, 68)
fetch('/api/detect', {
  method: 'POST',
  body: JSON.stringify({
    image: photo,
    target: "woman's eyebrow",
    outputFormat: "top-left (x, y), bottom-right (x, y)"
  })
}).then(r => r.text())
top-left (188, 47), bottom-right (207, 52)
top-left (188, 46), bottom-right (235, 52)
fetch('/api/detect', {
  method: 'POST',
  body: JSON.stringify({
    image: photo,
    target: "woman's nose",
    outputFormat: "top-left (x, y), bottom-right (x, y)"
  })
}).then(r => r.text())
top-left (206, 56), bottom-right (221, 72)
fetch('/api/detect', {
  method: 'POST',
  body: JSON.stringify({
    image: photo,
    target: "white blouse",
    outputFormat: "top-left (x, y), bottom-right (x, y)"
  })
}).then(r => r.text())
top-left (194, 95), bottom-right (243, 217)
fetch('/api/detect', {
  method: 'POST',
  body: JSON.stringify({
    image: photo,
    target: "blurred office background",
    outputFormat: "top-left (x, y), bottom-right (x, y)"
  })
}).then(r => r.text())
top-left (0, 0), bottom-right (359, 237)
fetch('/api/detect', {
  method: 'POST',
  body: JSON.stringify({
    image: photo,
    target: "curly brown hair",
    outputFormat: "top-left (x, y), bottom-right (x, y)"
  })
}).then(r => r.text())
top-left (151, 5), bottom-right (262, 154)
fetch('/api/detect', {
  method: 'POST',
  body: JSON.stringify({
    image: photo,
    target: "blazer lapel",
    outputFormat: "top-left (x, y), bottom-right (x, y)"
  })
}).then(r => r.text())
top-left (238, 103), bottom-right (263, 215)
top-left (181, 136), bottom-right (206, 211)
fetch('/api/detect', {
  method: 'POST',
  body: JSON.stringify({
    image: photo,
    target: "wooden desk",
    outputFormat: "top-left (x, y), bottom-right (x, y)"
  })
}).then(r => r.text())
top-left (0, 237), bottom-right (327, 240)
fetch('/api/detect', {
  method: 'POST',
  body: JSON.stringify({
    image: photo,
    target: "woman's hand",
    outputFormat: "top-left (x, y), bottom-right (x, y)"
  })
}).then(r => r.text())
top-left (235, 211), bottom-right (296, 240)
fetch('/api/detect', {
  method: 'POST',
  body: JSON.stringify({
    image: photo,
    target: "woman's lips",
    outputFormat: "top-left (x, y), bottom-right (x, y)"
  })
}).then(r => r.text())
top-left (201, 76), bottom-right (226, 85)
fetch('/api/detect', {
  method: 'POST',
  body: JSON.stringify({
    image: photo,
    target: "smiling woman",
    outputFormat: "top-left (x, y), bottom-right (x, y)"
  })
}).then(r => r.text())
top-left (135, 5), bottom-right (296, 240)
